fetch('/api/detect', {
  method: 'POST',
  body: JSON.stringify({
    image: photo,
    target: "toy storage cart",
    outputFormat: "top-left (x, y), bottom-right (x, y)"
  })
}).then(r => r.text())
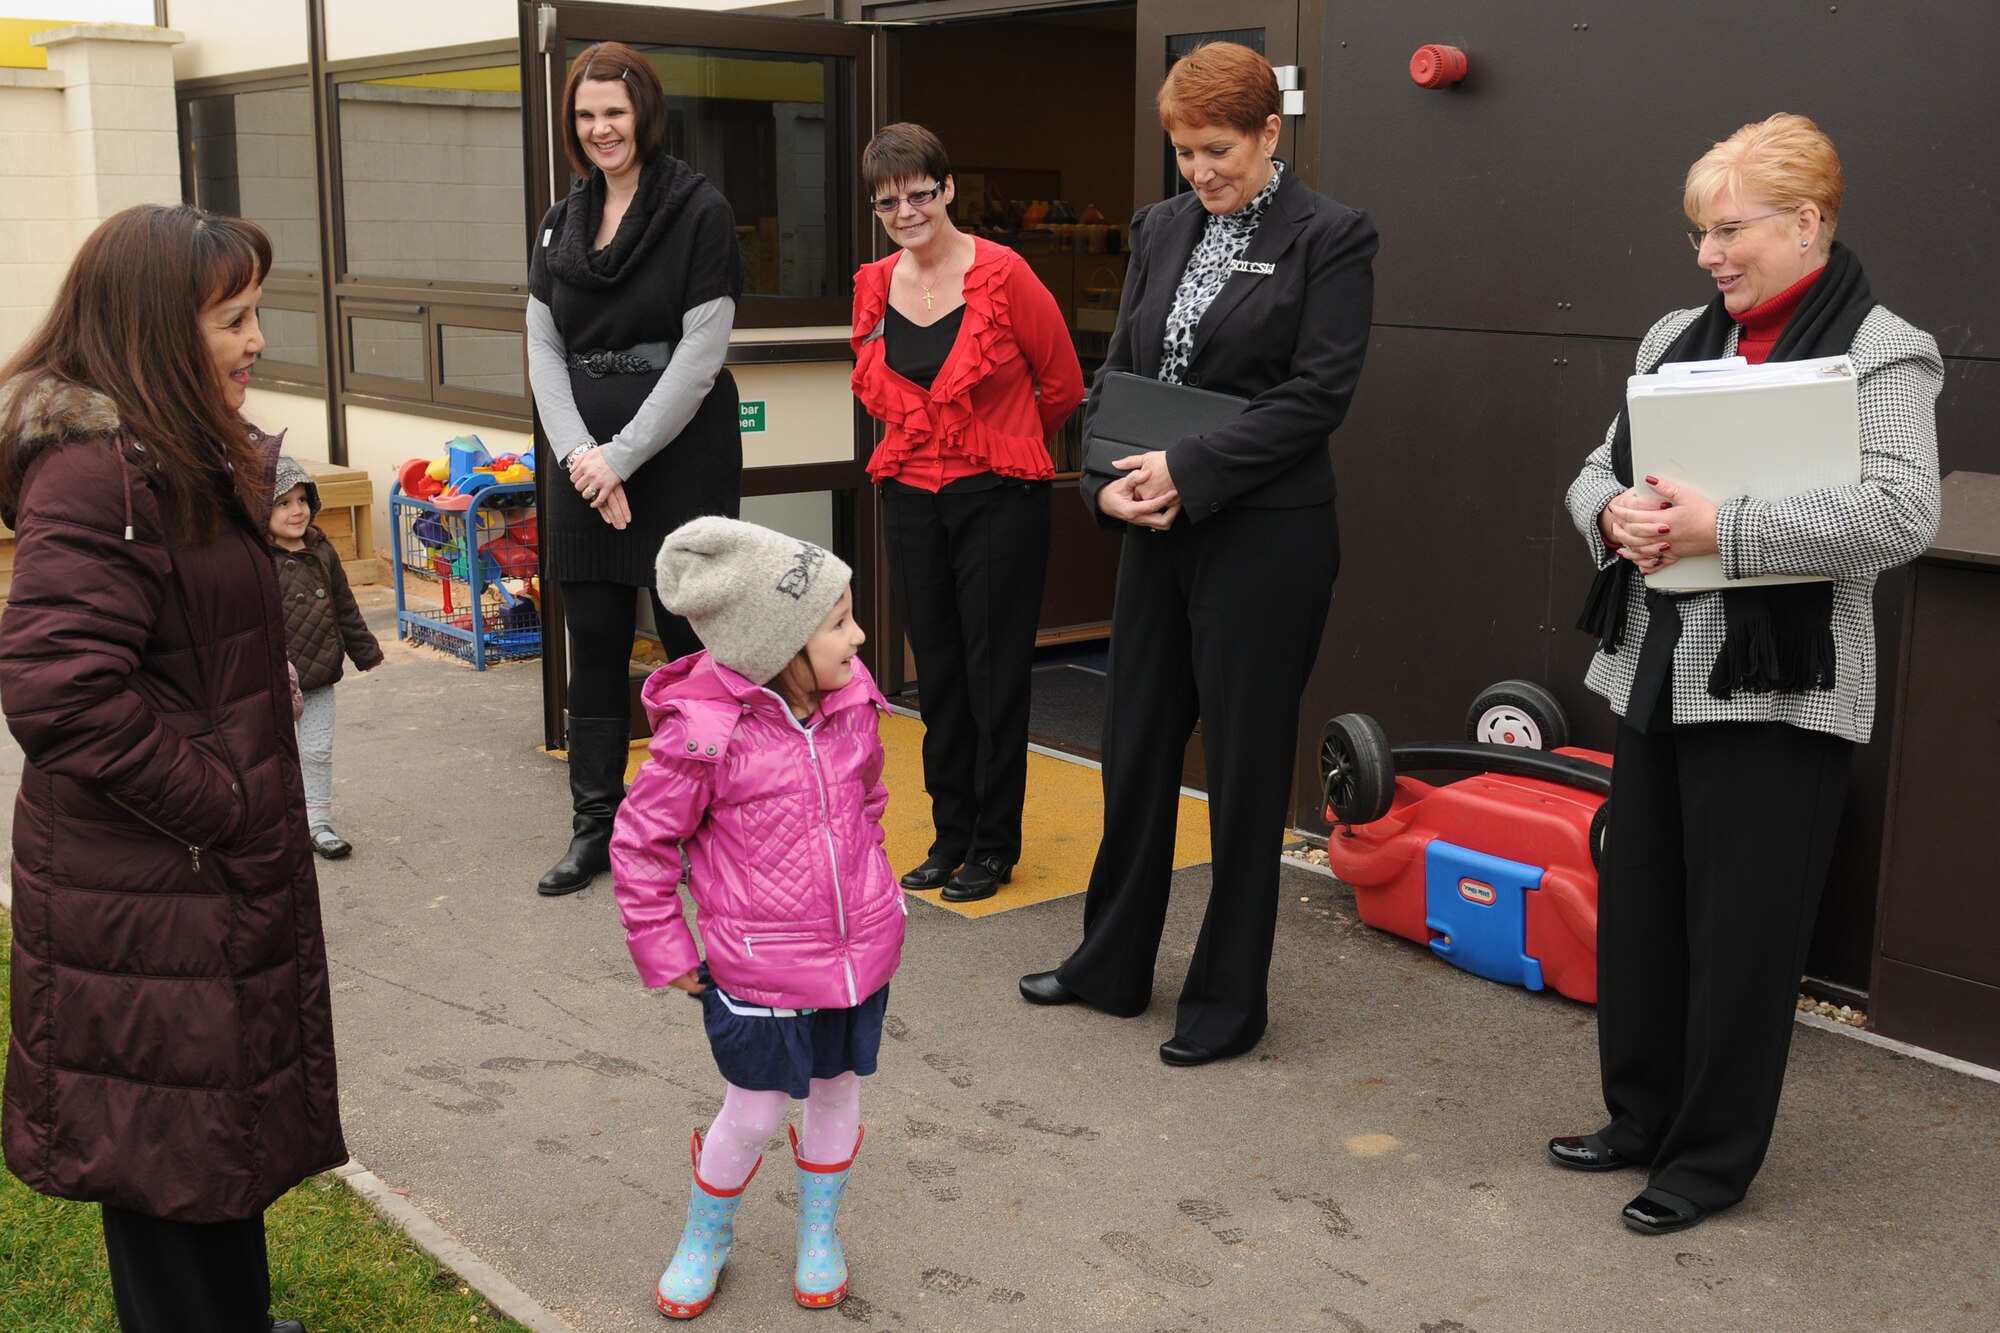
top-left (391, 481), bottom-right (541, 669)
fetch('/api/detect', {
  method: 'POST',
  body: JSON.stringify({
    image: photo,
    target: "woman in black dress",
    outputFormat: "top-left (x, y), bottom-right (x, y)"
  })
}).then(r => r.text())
top-left (527, 41), bottom-right (744, 896)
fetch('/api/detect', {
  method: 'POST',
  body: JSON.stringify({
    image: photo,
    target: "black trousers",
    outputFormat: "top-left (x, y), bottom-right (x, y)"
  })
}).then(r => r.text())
top-left (101, 1204), bottom-right (271, 1333)
top-left (881, 479), bottom-right (1051, 865)
top-left (1057, 503), bottom-right (1338, 1052)
top-left (561, 580), bottom-right (689, 720)
top-left (1595, 716), bottom-right (1854, 1210)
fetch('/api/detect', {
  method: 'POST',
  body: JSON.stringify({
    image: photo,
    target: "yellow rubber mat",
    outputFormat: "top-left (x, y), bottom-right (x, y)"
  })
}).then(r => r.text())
top-left (878, 711), bottom-right (1212, 919)
top-left (603, 714), bottom-right (1213, 919)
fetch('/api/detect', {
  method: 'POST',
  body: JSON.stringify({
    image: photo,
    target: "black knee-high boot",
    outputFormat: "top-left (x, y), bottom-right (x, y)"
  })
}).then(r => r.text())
top-left (537, 715), bottom-right (630, 896)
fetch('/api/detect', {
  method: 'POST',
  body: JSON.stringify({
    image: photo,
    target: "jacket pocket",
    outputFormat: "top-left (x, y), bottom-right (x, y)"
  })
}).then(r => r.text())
top-left (102, 791), bottom-right (214, 876)
top-left (741, 930), bottom-right (816, 960)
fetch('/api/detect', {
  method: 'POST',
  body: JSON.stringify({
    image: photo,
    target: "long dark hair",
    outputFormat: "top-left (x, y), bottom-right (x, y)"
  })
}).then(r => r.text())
top-left (0, 204), bottom-right (272, 535)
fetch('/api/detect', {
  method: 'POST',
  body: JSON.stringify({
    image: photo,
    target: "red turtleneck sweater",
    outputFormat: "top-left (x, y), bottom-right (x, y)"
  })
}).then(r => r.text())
top-left (1733, 266), bottom-right (1824, 364)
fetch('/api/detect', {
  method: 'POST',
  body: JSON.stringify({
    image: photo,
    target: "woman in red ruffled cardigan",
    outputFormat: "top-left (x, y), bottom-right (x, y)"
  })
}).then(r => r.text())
top-left (851, 123), bottom-right (1084, 904)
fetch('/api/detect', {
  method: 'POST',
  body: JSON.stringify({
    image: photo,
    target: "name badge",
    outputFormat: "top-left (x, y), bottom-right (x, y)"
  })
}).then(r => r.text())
top-left (1230, 259), bottom-right (1276, 275)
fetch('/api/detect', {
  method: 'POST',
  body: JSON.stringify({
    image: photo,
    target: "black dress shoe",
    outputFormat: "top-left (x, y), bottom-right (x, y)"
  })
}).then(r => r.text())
top-left (942, 855), bottom-right (1011, 903)
top-left (1018, 970), bottom-right (1078, 1005)
top-left (899, 852), bottom-right (961, 891)
top-left (271, 1319), bottom-right (307, 1333)
top-left (1547, 1134), bottom-right (1642, 1172)
top-left (1620, 1190), bottom-right (1708, 1236)
top-left (1159, 1035), bottom-right (1232, 1067)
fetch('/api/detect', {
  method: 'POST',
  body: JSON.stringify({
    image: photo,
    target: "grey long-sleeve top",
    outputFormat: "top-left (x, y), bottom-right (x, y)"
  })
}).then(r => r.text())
top-left (525, 294), bottom-right (735, 481)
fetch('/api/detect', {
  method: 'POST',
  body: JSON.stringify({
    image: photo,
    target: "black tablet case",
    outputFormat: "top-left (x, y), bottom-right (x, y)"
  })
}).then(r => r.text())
top-left (1082, 371), bottom-right (1249, 476)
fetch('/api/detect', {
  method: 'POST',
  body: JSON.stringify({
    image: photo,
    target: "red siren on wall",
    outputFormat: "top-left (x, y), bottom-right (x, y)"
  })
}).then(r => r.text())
top-left (1410, 44), bottom-right (1469, 89)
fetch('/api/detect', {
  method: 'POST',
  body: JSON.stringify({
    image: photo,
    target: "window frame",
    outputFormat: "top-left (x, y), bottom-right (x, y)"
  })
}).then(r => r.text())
top-left (324, 41), bottom-right (533, 423)
top-left (176, 69), bottom-right (327, 394)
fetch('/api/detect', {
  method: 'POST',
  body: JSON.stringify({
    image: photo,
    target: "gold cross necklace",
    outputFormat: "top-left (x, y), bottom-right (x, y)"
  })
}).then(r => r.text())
top-left (911, 244), bottom-right (959, 311)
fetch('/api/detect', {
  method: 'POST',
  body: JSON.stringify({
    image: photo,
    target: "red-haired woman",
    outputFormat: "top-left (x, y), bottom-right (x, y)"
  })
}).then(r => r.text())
top-left (850, 122), bottom-right (1084, 903)
top-left (527, 41), bottom-right (745, 896)
top-left (1020, 43), bottom-right (1378, 1066)
top-left (0, 204), bottom-right (342, 1332)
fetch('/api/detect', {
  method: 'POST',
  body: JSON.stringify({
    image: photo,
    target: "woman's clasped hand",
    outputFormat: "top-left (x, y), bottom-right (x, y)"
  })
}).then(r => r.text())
top-left (566, 442), bottom-right (631, 528)
top-left (1601, 475), bottom-right (1720, 574)
top-left (1102, 449), bottom-right (1180, 529)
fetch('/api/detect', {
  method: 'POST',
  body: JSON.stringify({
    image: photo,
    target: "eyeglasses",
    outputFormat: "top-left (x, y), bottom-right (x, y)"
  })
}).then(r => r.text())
top-left (1686, 208), bottom-right (1797, 251)
top-left (869, 184), bottom-right (944, 215)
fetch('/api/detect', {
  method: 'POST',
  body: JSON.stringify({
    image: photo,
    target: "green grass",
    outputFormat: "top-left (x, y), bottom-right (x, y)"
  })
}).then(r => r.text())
top-left (0, 911), bottom-right (528, 1333)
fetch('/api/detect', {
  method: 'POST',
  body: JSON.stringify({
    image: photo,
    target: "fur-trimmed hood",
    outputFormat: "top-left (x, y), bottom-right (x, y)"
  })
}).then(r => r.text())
top-left (0, 373), bottom-right (122, 445)
top-left (1, 371), bottom-right (284, 530)
top-left (0, 374), bottom-right (125, 529)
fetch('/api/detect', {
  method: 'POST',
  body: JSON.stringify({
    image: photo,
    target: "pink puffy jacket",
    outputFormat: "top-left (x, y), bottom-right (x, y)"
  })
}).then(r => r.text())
top-left (610, 651), bottom-right (906, 1009)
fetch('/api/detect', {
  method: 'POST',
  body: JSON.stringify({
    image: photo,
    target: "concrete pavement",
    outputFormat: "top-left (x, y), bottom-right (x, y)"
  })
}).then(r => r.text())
top-left (9, 586), bottom-right (2000, 1332)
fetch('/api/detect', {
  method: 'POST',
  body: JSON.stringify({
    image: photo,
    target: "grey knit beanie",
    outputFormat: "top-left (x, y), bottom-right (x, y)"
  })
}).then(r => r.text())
top-left (272, 454), bottom-right (321, 517)
top-left (654, 516), bottom-right (853, 685)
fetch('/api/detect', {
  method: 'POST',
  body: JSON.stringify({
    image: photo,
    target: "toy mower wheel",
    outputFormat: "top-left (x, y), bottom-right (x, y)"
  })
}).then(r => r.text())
top-left (1321, 713), bottom-right (1395, 826)
top-left (1589, 797), bottom-right (1610, 874)
top-left (1466, 679), bottom-right (1569, 751)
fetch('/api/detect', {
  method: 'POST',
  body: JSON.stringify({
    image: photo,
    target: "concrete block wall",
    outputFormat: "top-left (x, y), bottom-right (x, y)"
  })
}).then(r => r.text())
top-left (0, 25), bottom-right (183, 366)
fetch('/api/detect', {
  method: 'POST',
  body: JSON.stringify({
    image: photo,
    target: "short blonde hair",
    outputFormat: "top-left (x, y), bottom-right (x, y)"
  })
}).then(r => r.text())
top-left (1683, 113), bottom-right (1844, 240)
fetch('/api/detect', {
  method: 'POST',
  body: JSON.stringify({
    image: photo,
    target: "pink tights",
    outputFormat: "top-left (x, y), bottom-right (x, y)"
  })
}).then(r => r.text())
top-left (696, 1074), bottom-right (862, 1190)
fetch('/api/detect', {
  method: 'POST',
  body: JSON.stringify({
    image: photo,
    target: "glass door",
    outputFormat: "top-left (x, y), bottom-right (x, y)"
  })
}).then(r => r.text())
top-left (525, 4), bottom-right (877, 745)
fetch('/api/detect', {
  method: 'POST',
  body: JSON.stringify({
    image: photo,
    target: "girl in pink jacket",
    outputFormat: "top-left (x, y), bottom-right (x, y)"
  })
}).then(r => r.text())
top-left (611, 516), bottom-right (905, 1320)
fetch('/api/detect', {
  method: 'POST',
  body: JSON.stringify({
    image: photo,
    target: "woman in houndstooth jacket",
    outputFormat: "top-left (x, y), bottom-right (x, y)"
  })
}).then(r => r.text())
top-left (1550, 114), bottom-right (1942, 1236)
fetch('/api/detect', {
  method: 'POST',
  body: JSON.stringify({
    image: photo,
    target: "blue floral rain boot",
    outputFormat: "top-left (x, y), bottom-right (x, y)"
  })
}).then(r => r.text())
top-left (789, 1123), bottom-right (864, 1309)
top-left (656, 1130), bottom-right (760, 1320)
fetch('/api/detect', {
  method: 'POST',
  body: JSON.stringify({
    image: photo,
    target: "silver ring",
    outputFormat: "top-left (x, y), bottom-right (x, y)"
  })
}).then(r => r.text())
top-left (585, 486), bottom-right (600, 499)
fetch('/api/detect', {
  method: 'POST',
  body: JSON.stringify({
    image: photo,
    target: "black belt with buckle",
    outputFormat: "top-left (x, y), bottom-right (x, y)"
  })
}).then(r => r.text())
top-left (569, 341), bottom-right (673, 378)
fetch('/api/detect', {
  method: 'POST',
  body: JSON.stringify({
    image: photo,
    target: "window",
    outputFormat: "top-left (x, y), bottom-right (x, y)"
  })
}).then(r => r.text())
top-left (335, 65), bottom-right (526, 286)
top-left (572, 41), bottom-right (852, 326)
top-left (181, 82), bottom-right (324, 388)
top-left (327, 53), bottom-right (530, 423)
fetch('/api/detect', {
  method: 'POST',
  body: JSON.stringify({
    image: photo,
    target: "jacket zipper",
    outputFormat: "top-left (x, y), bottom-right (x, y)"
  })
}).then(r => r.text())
top-left (770, 692), bottom-right (860, 1007)
top-left (742, 931), bottom-right (814, 958)
top-left (103, 791), bottom-right (204, 872)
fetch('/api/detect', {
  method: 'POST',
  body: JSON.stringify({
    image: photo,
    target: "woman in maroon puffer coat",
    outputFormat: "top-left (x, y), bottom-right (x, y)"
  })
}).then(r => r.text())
top-left (0, 205), bottom-right (344, 1333)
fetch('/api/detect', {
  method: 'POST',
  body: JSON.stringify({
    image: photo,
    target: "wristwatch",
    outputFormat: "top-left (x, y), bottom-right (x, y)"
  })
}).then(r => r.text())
top-left (560, 441), bottom-right (596, 471)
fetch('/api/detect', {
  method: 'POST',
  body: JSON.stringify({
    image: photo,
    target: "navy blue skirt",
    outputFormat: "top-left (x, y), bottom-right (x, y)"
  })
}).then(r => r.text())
top-left (692, 965), bottom-right (889, 1099)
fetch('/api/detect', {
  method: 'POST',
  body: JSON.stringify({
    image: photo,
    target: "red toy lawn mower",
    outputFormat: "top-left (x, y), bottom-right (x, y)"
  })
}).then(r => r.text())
top-left (1319, 681), bottom-right (1611, 1004)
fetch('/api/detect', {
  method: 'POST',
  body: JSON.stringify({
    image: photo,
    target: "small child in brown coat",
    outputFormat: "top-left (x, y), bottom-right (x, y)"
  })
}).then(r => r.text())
top-left (269, 455), bottom-right (382, 857)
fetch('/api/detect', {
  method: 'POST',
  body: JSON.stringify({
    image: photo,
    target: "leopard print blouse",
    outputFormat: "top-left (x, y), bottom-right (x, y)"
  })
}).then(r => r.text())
top-left (1159, 160), bottom-right (1285, 385)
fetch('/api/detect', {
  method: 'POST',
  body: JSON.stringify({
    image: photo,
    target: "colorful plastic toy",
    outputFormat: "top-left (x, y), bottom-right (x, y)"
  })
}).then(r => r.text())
top-left (1319, 681), bottom-right (1611, 1005)
top-left (398, 457), bottom-right (444, 500)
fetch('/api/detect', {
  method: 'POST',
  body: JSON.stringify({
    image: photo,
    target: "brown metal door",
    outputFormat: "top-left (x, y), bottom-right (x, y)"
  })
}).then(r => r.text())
top-left (1133, 1), bottom-right (1301, 208)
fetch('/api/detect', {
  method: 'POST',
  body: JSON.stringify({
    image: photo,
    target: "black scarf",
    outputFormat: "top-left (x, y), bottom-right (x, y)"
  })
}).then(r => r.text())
top-left (1576, 241), bottom-right (1875, 699)
top-left (544, 152), bottom-right (707, 292)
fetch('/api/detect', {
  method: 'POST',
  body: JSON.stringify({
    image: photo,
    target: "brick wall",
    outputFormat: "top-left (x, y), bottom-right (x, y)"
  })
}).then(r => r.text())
top-left (0, 25), bottom-right (184, 366)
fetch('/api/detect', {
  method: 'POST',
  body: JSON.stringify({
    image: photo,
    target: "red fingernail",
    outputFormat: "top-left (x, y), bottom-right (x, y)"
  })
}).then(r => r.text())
top-left (1658, 525), bottom-right (1670, 534)
top-left (1644, 475), bottom-right (1659, 486)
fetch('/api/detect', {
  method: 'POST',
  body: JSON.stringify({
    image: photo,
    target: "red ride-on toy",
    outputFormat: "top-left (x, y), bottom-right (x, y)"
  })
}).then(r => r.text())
top-left (1319, 680), bottom-right (1612, 1004)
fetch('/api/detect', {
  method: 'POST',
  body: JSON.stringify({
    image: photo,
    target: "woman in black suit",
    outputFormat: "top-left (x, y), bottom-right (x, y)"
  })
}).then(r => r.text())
top-left (1019, 41), bottom-right (1377, 1066)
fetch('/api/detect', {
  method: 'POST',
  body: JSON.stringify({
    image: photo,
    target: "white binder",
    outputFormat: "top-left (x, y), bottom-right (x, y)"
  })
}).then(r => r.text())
top-left (1624, 354), bottom-right (1860, 592)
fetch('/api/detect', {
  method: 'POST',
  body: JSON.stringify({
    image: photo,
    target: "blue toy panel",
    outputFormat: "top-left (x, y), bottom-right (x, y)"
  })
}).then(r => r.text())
top-left (1424, 840), bottom-right (1546, 991)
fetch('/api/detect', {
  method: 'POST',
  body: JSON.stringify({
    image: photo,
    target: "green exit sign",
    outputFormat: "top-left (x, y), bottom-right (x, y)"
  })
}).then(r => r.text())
top-left (740, 400), bottom-right (767, 433)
